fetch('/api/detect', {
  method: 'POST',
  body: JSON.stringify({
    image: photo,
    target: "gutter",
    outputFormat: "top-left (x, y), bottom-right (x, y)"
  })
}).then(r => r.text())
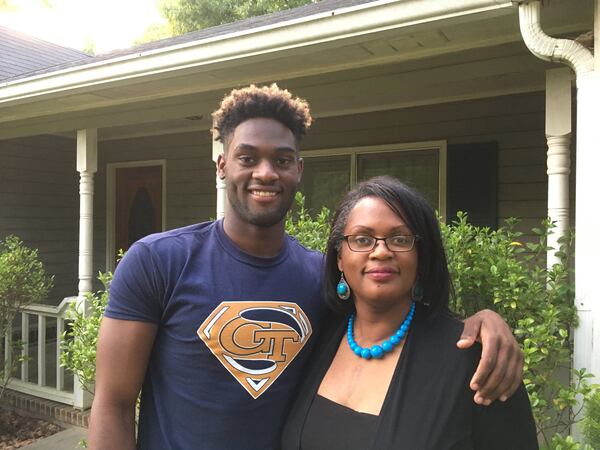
top-left (0, 0), bottom-right (514, 105)
top-left (516, 0), bottom-right (594, 76)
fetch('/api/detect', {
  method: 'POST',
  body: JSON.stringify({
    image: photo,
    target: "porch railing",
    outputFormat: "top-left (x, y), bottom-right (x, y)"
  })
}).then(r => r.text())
top-left (3, 296), bottom-right (91, 409)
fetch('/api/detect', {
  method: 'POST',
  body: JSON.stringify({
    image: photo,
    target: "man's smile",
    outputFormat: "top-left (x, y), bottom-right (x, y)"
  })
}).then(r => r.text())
top-left (250, 190), bottom-right (278, 197)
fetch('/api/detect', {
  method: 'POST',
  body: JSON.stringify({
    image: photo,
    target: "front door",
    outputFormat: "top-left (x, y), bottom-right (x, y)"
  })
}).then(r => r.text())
top-left (114, 165), bottom-right (163, 260)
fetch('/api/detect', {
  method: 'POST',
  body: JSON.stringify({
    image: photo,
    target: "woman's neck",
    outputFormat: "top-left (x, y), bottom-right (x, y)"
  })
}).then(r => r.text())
top-left (352, 299), bottom-right (413, 346)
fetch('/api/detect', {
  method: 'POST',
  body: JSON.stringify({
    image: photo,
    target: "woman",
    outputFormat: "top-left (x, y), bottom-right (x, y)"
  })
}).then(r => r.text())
top-left (282, 176), bottom-right (538, 450)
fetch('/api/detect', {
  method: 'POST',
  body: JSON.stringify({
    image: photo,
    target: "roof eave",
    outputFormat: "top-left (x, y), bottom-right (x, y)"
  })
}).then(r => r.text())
top-left (0, 0), bottom-right (515, 106)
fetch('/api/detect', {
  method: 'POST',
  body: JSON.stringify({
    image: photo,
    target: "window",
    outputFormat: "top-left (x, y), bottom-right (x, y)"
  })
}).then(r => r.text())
top-left (299, 141), bottom-right (446, 216)
top-left (299, 155), bottom-right (350, 213)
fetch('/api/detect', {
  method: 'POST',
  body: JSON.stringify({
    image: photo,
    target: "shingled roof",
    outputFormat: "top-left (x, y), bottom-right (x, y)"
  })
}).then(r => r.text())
top-left (0, 25), bottom-right (91, 82)
top-left (2, 0), bottom-right (378, 82)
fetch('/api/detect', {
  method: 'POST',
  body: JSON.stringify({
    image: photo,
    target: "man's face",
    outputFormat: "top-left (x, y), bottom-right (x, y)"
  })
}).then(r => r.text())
top-left (217, 118), bottom-right (304, 228)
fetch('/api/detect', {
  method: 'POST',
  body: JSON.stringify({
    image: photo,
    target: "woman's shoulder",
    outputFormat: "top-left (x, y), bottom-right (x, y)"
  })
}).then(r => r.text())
top-left (416, 304), bottom-right (465, 338)
top-left (412, 305), bottom-right (482, 364)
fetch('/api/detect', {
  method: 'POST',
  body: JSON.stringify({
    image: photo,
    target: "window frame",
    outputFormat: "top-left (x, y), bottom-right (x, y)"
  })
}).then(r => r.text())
top-left (300, 140), bottom-right (447, 218)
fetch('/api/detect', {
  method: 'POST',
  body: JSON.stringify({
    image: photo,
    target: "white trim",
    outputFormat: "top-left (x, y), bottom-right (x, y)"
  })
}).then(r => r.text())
top-left (106, 160), bottom-right (167, 271)
top-left (9, 379), bottom-right (75, 405)
top-left (0, 0), bottom-right (514, 106)
top-left (301, 141), bottom-right (447, 218)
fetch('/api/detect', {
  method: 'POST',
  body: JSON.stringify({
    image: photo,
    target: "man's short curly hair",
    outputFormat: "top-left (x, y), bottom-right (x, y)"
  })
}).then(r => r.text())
top-left (211, 84), bottom-right (312, 148)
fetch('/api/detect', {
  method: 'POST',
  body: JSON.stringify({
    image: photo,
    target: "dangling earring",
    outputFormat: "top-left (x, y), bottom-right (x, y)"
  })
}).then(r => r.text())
top-left (411, 279), bottom-right (423, 302)
top-left (337, 273), bottom-right (351, 300)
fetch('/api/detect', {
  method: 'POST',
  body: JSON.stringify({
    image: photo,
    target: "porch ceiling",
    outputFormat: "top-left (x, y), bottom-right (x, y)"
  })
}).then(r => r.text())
top-left (0, 0), bottom-right (592, 141)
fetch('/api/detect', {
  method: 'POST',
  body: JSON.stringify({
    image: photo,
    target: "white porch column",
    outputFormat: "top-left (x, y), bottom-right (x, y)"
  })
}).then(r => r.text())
top-left (76, 129), bottom-right (97, 298)
top-left (573, 0), bottom-right (600, 384)
top-left (545, 68), bottom-right (572, 269)
top-left (574, 71), bottom-right (600, 381)
top-left (74, 128), bottom-right (97, 409)
top-left (519, 0), bottom-right (599, 384)
top-left (213, 140), bottom-right (226, 219)
top-left (518, 2), bottom-right (599, 436)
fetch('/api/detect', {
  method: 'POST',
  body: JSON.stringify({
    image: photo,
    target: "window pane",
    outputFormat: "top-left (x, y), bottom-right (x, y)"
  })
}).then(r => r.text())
top-left (357, 149), bottom-right (439, 208)
top-left (299, 155), bottom-right (351, 213)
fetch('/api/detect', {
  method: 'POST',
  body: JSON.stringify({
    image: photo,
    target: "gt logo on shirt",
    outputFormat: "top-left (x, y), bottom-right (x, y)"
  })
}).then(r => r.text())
top-left (197, 301), bottom-right (312, 399)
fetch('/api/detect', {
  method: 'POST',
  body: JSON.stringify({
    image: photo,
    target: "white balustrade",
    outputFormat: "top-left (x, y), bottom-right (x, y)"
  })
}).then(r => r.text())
top-left (3, 296), bottom-right (87, 408)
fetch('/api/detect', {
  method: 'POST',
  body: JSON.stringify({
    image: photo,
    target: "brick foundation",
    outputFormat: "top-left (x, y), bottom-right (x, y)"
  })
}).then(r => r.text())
top-left (1, 389), bottom-right (90, 428)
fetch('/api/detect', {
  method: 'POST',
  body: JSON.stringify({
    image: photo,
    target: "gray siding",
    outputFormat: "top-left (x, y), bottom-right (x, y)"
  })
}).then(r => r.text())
top-left (0, 135), bottom-right (79, 303)
top-left (304, 91), bottom-right (552, 233)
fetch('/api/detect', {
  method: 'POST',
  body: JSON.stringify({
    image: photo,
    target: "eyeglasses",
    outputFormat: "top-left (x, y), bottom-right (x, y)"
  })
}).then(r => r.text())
top-left (343, 234), bottom-right (419, 252)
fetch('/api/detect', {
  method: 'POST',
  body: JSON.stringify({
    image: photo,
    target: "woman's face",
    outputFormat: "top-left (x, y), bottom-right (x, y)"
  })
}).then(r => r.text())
top-left (337, 196), bottom-right (418, 309)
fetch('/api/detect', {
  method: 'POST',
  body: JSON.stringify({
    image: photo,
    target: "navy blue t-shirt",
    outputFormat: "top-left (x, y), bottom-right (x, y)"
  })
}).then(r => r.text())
top-left (104, 220), bottom-right (327, 449)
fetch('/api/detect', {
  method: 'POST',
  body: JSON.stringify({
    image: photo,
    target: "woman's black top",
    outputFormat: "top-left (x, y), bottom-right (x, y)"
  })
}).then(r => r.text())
top-left (300, 395), bottom-right (378, 450)
top-left (282, 304), bottom-right (539, 450)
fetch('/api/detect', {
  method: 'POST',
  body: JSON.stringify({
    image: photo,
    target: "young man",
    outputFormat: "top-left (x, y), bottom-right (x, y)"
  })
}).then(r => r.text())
top-left (89, 85), bottom-right (524, 449)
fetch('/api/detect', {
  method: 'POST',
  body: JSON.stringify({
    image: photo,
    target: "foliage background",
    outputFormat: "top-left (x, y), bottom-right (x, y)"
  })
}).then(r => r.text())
top-left (137, 0), bottom-right (319, 44)
top-left (0, 236), bottom-right (53, 399)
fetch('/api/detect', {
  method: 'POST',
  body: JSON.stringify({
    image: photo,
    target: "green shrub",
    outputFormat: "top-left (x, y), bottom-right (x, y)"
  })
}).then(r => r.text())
top-left (582, 390), bottom-right (600, 448)
top-left (61, 270), bottom-right (111, 395)
top-left (546, 434), bottom-right (594, 450)
top-left (285, 192), bottom-right (331, 253)
top-left (441, 213), bottom-right (596, 448)
top-left (0, 235), bottom-right (53, 399)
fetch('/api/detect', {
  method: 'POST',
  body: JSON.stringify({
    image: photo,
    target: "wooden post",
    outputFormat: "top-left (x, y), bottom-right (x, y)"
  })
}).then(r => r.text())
top-left (74, 128), bottom-right (97, 409)
top-left (213, 140), bottom-right (226, 219)
top-left (545, 68), bottom-right (572, 270)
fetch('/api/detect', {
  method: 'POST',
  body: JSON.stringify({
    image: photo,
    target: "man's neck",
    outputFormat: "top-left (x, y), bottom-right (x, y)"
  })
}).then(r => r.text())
top-left (222, 216), bottom-right (286, 258)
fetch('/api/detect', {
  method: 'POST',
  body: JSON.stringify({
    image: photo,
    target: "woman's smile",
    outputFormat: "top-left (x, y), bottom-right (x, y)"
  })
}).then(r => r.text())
top-left (364, 266), bottom-right (398, 282)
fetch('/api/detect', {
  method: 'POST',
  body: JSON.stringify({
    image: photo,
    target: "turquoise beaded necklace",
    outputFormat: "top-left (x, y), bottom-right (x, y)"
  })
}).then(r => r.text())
top-left (347, 302), bottom-right (416, 359)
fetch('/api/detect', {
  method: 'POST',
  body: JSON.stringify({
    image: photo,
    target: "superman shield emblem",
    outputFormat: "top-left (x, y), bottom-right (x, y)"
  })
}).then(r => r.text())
top-left (197, 301), bottom-right (312, 399)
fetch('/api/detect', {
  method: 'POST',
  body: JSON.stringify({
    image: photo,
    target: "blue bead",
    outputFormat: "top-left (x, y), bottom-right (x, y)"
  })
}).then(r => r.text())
top-left (371, 345), bottom-right (384, 358)
top-left (337, 283), bottom-right (348, 296)
top-left (346, 302), bottom-right (416, 361)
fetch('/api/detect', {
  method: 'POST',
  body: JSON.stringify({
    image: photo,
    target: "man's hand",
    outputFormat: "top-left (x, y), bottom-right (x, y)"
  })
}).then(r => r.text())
top-left (457, 309), bottom-right (524, 405)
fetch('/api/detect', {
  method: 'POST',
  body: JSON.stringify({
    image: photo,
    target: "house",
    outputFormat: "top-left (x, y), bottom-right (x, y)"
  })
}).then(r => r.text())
top-left (0, 0), bottom-right (597, 410)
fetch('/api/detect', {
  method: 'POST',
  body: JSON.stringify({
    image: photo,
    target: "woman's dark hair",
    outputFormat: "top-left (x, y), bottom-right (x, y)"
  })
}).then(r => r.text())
top-left (324, 175), bottom-right (451, 316)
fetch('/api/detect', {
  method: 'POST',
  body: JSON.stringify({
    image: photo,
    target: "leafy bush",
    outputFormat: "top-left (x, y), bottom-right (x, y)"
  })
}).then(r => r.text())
top-left (582, 390), bottom-right (600, 448)
top-left (0, 235), bottom-right (53, 399)
top-left (441, 213), bottom-right (595, 448)
top-left (61, 271), bottom-right (111, 395)
top-left (285, 192), bottom-right (331, 253)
